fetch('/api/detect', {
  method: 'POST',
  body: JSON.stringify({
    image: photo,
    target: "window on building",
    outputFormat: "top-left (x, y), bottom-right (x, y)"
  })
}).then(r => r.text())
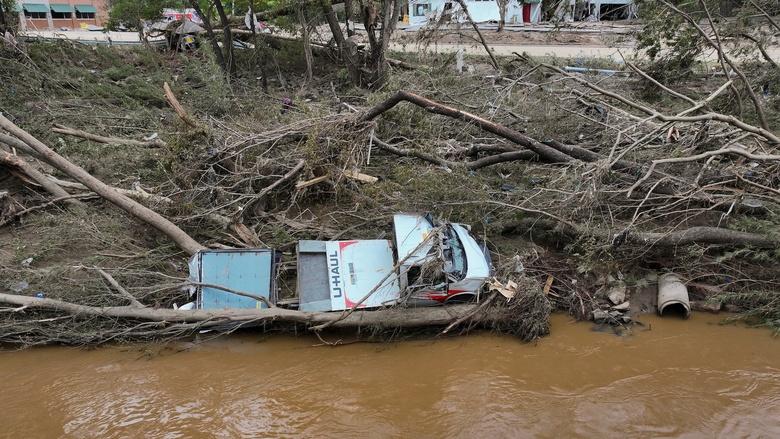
top-left (22, 4), bottom-right (48, 19)
top-left (414, 3), bottom-right (431, 16)
top-left (75, 5), bottom-right (98, 19)
top-left (51, 10), bottom-right (72, 18)
top-left (24, 10), bottom-right (47, 18)
top-left (50, 4), bottom-right (73, 19)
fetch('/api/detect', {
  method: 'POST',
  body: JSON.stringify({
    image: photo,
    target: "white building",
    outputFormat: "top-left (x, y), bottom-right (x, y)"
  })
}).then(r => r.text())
top-left (405, 0), bottom-right (543, 27)
top-left (556, 0), bottom-right (637, 22)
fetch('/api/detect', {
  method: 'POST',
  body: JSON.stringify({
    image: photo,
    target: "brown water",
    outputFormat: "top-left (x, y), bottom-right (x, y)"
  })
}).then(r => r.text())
top-left (1, 314), bottom-right (778, 438)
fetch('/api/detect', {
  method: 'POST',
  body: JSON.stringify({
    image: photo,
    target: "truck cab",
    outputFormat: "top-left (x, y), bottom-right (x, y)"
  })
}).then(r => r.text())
top-left (297, 213), bottom-right (492, 311)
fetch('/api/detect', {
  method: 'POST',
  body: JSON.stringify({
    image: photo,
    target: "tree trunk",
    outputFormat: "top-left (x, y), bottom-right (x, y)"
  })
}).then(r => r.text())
top-left (248, 1), bottom-right (270, 93)
top-left (213, 0), bottom-right (237, 78)
top-left (624, 227), bottom-right (779, 248)
top-left (298, 8), bottom-right (314, 84)
top-left (497, 0), bottom-right (507, 32)
top-left (188, 0), bottom-right (228, 77)
top-left (0, 114), bottom-right (205, 256)
top-left (367, 0), bottom-right (402, 87)
top-left (51, 124), bottom-right (166, 148)
top-left (248, 0), bottom-right (257, 34)
top-left (1, 0), bottom-right (20, 35)
top-left (455, 0), bottom-right (500, 70)
top-left (0, 132), bottom-right (44, 161)
top-left (0, 2), bottom-right (8, 35)
top-left (253, 0), bottom-right (345, 21)
top-left (344, 0), bottom-right (354, 36)
top-left (0, 291), bottom-right (507, 330)
top-left (503, 218), bottom-right (779, 250)
top-left (319, 0), bottom-right (362, 85)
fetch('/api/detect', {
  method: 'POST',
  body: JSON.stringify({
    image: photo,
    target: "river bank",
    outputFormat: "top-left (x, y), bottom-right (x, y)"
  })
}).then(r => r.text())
top-left (0, 313), bottom-right (777, 438)
top-left (1, 33), bottom-right (779, 346)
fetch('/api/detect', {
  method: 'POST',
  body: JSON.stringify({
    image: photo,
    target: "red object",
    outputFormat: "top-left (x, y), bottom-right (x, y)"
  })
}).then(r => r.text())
top-left (421, 288), bottom-right (471, 303)
top-left (523, 4), bottom-right (532, 23)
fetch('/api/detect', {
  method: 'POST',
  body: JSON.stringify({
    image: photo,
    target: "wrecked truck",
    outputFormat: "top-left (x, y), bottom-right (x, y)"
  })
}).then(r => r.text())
top-left (187, 214), bottom-right (492, 312)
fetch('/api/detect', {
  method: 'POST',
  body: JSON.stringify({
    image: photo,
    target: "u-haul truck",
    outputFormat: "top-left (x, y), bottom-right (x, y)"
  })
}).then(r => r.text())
top-left (190, 213), bottom-right (492, 311)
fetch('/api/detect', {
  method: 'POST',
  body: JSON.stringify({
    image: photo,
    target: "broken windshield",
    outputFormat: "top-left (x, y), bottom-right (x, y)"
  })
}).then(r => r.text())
top-left (443, 225), bottom-right (466, 280)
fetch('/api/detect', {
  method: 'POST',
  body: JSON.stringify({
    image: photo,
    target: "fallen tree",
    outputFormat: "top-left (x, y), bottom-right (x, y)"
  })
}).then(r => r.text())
top-left (623, 226), bottom-right (780, 248)
top-left (0, 288), bottom-right (550, 344)
top-left (0, 149), bottom-right (80, 205)
top-left (0, 291), bottom-right (480, 328)
top-left (360, 90), bottom-right (573, 163)
top-left (502, 218), bottom-right (779, 250)
top-left (371, 134), bottom-right (537, 170)
top-left (0, 113), bottom-right (205, 256)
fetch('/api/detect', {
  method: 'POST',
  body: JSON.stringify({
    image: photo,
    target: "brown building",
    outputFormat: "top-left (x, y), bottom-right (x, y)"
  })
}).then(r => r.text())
top-left (17, 1), bottom-right (108, 31)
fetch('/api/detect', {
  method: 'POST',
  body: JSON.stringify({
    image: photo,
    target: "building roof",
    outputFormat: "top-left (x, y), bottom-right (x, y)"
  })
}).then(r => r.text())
top-left (22, 3), bottom-right (49, 13)
top-left (75, 4), bottom-right (97, 13)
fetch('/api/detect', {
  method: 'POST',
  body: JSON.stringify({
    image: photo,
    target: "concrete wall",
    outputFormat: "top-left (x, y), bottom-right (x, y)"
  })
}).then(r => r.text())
top-left (465, 1), bottom-right (502, 23)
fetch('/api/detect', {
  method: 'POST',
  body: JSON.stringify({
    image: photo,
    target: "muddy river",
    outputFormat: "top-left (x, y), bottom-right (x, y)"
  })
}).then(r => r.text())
top-left (1, 313), bottom-right (778, 438)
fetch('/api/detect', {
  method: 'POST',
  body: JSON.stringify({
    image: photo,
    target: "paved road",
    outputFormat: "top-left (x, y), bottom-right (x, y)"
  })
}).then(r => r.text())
top-left (16, 29), bottom-right (650, 61)
top-left (22, 29), bottom-right (780, 63)
top-left (390, 41), bottom-right (638, 61)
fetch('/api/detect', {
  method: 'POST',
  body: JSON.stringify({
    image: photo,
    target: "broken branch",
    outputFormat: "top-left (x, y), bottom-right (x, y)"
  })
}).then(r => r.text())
top-left (96, 268), bottom-right (145, 308)
top-left (373, 135), bottom-right (536, 170)
top-left (0, 149), bottom-right (81, 205)
top-left (360, 91), bottom-right (572, 163)
top-left (52, 124), bottom-right (166, 148)
top-left (440, 291), bottom-right (498, 335)
top-left (454, 0), bottom-right (499, 71)
top-left (240, 159), bottom-right (306, 218)
top-left (163, 82), bottom-right (199, 128)
top-left (628, 147), bottom-right (780, 197)
top-left (0, 113), bottom-right (205, 255)
top-left (46, 175), bottom-right (172, 205)
top-left (537, 62), bottom-right (779, 144)
top-left (0, 193), bottom-right (96, 227)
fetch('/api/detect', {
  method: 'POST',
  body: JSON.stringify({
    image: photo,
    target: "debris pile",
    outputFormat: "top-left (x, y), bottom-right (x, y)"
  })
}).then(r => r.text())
top-left (1, 27), bottom-right (779, 345)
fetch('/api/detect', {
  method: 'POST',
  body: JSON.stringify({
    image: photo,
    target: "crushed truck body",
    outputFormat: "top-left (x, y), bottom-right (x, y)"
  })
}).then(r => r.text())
top-left (187, 213), bottom-right (492, 312)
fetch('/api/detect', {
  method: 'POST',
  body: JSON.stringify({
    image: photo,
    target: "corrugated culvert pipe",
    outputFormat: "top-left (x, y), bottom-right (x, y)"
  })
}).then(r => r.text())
top-left (657, 273), bottom-right (691, 318)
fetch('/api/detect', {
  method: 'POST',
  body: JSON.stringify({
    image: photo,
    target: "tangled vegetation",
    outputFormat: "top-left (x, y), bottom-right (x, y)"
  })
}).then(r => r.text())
top-left (1, 3), bottom-right (780, 346)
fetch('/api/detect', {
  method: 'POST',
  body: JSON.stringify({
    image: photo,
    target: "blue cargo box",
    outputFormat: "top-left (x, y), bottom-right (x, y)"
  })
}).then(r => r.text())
top-left (190, 249), bottom-right (277, 310)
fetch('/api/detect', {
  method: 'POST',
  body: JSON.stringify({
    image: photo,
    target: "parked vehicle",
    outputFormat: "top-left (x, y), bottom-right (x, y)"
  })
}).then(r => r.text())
top-left (187, 213), bottom-right (492, 311)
